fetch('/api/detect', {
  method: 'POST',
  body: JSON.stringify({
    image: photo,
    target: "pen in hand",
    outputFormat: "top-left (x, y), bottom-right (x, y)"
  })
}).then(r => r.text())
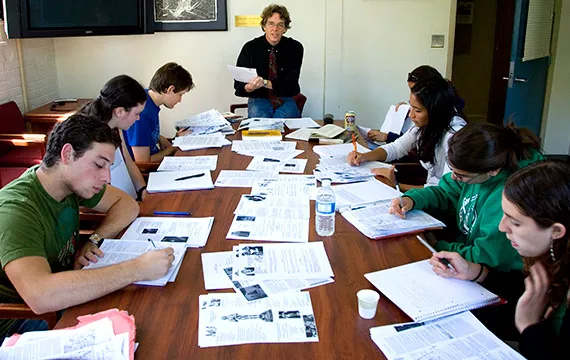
top-left (393, 166), bottom-right (404, 210)
top-left (416, 235), bottom-right (456, 272)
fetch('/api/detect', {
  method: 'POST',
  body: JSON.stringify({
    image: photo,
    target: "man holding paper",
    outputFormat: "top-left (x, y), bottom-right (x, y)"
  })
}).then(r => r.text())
top-left (0, 115), bottom-right (175, 338)
top-left (234, 4), bottom-right (303, 118)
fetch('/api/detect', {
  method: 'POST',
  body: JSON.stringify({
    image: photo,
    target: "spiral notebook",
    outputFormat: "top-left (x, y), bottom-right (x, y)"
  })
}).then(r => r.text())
top-left (364, 259), bottom-right (500, 322)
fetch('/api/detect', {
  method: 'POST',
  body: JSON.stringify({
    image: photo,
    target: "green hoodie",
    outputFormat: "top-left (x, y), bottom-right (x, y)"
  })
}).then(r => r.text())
top-left (404, 149), bottom-right (544, 272)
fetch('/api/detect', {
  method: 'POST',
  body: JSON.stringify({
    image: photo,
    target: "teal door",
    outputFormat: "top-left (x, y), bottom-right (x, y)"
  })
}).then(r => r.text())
top-left (503, 0), bottom-right (552, 136)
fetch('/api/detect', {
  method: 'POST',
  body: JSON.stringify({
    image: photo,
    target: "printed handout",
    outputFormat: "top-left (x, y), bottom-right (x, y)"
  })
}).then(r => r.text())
top-left (214, 170), bottom-right (279, 188)
top-left (157, 155), bottom-right (218, 172)
top-left (121, 216), bottom-right (214, 248)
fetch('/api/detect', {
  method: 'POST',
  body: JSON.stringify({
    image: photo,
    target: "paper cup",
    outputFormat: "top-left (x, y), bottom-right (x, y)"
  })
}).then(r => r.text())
top-left (357, 289), bottom-right (380, 319)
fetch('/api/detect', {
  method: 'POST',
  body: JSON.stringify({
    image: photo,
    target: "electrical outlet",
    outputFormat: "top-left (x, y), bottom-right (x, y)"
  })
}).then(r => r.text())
top-left (431, 34), bottom-right (445, 48)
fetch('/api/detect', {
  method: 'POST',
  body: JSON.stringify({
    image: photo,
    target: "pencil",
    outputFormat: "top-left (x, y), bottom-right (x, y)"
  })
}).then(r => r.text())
top-left (415, 235), bottom-right (456, 272)
top-left (352, 134), bottom-right (357, 153)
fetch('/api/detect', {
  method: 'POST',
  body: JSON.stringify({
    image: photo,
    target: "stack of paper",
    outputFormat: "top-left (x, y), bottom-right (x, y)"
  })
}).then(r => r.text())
top-left (84, 239), bottom-right (187, 286)
top-left (238, 118), bottom-right (285, 132)
top-left (315, 157), bottom-right (390, 183)
top-left (370, 311), bottom-right (526, 360)
top-left (172, 133), bottom-right (231, 151)
top-left (174, 109), bottom-right (234, 135)
top-left (283, 118), bottom-right (320, 129)
top-left (147, 170), bottom-right (214, 193)
top-left (231, 140), bottom-right (297, 157)
top-left (214, 170), bottom-right (279, 188)
top-left (1, 310), bottom-right (135, 359)
top-left (285, 124), bottom-right (345, 141)
top-left (201, 242), bottom-right (334, 302)
top-left (157, 155), bottom-right (218, 171)
top-left (339, 199), bottom-right (444, 239)
top-left (332, 178), bottom-right (400, 209)
top-left (198, 292), bottom-right (319, 347)
top-left (122, 216), bottom-right (214, 248)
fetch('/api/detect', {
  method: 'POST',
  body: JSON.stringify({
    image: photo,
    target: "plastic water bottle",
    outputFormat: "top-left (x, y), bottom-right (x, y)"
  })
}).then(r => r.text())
top-left (316, 179), bottom-right (336, 236)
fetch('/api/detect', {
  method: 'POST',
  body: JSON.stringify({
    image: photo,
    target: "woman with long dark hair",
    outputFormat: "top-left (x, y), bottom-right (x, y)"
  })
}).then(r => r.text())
top-left (79, 75), bottom-right (147, 200)
top-left (390, 122), bottom-right (544, 271)
top-left (428, 160), bottom-right (570, 359)
top-left (348, 76), bottom-right (466, 189)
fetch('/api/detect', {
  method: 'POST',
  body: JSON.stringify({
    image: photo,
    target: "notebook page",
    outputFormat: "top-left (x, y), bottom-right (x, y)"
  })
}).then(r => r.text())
top-left (365, 260), bottom-right (499, 322)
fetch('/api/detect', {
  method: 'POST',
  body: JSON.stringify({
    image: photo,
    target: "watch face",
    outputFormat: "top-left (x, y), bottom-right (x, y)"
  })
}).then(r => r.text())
top-left (89, 234), bottom-right (103, 244)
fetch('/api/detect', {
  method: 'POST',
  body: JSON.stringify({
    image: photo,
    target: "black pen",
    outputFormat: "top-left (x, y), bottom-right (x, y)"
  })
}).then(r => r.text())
top-left (174, 173), bottom-right (205, 181)
top-left (416, 235), bottom-right (456, 272)
top-left (148, 238), bottom-right (157, 248)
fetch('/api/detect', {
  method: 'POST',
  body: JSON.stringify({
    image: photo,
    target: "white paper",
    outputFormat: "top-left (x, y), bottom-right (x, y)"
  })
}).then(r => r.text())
top-left (231, 140), bottom-right (297, 155)
top-left (227, 65), bottom-right (257, 83)
top-left (147, 170), bottom-right (214, 193)
top-left (280, 158), bottom-right (307, 173)
top-left (238, 118), bottom-right (285, 131)
top-left (157, 156), bottom-right (218, 172)
top-left (201, 251), bottom-right (235, 290)
top-left (175, 109), bottom-right (230, 128)
top-left (226, 215), bottom-right (309, 243)
top-left (283, 118), bottom-right (320, 129)
top-left (244, 149), bottom-right (304, 162)
top-left (234, 194), bottom-right (310, 219)
top-left (250, 176), bottom-right (317, 198)
top-left (198, 292), bottom-right (319, 347)
top-left (172, 133), bottom-right (231, 151)
top-left (313, 143), bottom-right (370, 158)
top-left (246, 156), bottom-right (292, 172)
top-left (332, 178), bottom-right (400, 208)
top-left (214, 170), bottom-right (279, 188)
top-left (232, 242), bottom-right (334, 280)
top-left (83, 239), bottom-right (187, 286)
top-left (380, 104), bottom-right (410, 134)
top-left (121, 216), bottom-right (214, 248)
top-left (315, 156), bottom-right (390, 183)
top-left (310, 124), bottom-right (345, 138)
top-left (285, 128), bottom-right (315, 141)
top-left (370, 311), bottom-right (526, 360)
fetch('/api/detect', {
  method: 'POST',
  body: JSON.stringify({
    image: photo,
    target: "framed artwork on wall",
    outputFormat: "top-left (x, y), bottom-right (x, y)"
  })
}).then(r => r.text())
top-left (153, 0), bottom-right (228, 31)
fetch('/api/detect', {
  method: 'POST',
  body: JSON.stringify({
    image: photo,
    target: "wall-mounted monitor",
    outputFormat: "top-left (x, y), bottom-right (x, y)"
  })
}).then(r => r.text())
top-left (3, 0), bottom-right (154, 38)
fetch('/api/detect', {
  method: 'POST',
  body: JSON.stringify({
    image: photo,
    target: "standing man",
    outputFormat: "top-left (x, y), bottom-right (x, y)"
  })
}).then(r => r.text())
top-left (0, 114), bottom-right (174, 338)
top-left (234, 4), bottom-right (304, 118)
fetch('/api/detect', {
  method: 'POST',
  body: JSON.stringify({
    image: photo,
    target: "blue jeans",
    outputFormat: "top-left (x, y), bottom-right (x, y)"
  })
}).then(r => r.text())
top-left (247, 97), bottom-right (300, 118)
top-left (4, 319), bottom-right (49, 338)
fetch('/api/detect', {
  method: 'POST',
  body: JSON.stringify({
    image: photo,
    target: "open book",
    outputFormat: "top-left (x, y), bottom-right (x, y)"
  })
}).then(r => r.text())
top-left (339, 199), bottom-right (445, 239)
top-left (285, 124), bottom-right (345, 141)
top-left (365, 260), bottom-right (500, 322)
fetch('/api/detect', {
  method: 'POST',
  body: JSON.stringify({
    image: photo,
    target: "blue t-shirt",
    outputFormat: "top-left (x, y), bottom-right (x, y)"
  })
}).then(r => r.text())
top-left (123, 90), bottom-right (160, 159)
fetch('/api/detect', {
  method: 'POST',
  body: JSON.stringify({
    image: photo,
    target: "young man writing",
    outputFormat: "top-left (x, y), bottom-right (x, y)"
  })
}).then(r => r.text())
top-left (0, 114), bottom-right (175, 338)
top-left (123, 62), bottom-right (194, 162)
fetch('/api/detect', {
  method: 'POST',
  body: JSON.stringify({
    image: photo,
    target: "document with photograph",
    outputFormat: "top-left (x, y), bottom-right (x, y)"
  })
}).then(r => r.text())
top-left (157, 155), bottom-right (218, 172)
top-left (175, 108), bottom-right (230, 129)
top-left (83, 239), bottom-right (187, 286)
top-left (250, 175), bottom-right (317, 198)
top-left (214, 170), bottom-right (279, 188)
top-left (232, 242), bottom-right (334, 281)
top-left (226, 215), bottom-right (309, 243)
top-left (147, 170), bottom-right (214, 193)
top-left (172, 133), bottom-right (231, 151)
top-left (279, 158), bottom-right (308, 174)
top-left (198, 292), bottom-right (319, 347)
top-left (370, 311), bottom-right (525, 360)
top-left (245, 154), bottom-right (301, 172)
top-left (231, 140), bottom-right (297, 155)
top-left (121, 216), bottom-right (214, 248)
top-left (234, 194), bottom-right (310, 220)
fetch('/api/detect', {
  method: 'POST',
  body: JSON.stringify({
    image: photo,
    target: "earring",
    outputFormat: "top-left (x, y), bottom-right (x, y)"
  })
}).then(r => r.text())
top-left (550, 241), bottom-right (556, 262)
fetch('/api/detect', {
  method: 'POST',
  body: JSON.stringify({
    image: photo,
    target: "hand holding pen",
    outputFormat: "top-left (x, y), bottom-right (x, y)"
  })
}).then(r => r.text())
top-left (416, 235), bottom-right (456, 274)
top-left (388, 196), bottom-right (413, 219)
top-left (427, 250), bottom-right (480, 280)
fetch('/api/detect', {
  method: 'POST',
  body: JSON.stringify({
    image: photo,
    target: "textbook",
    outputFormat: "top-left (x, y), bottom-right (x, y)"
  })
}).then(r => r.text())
top-left (285, 124), bottom-right (345, 141)
top-left (339, 199), bottom-right (445, 239)
top-left (242, 129), bottom-right (283, 141)
top-left (365, 259), bottom-right (500, 322)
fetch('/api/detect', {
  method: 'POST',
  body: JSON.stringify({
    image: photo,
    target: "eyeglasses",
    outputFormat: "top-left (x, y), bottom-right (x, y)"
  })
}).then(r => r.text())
top-left (451, 170), bottom-right (484, 184)
top-left (407, 73), bottom-right (419, 82)
top-left (266, 21), bottom-right (286, 29)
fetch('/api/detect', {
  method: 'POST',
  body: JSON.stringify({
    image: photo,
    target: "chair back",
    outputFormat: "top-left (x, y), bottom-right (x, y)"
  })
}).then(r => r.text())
top-left (0, 102), bottom-right (26, 134)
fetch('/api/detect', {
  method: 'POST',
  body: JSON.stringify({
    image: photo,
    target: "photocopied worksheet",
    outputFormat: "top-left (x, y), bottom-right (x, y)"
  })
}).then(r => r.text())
top-left (172, 133), bottom-right (231, 151)
top-left (121, 216), bottom-right (214, 248)
top-left (313, 142), bottom-right (370, 158)
top-left (214, 170), bottom-right (279, 188)
top-left (231, 140), bottom-right (297, 155)
top-left (157, 155), bottom-right (218, 171)
top-left (234, 194), bottom-right (310, 219)
top-left (370, 311), bottom-right (526, 360)
top-left (332, 178), bottom-right (400, 209)
top-left (226, 215), bottom-right (309, 243)
top-left (175, 108), bottom-right (230, 128)
top-left (147, 170), bottom-right (215, 193)
top-left (250, 175), bottom-right (317, 198)
top-left (280, 158), bottom-right (308, 174)
top-left (232, 242), bottom-right (335, 280)
top-left (83, 239), bottom-right (187, 286)
top-left (198, 292), bottom-right (319, 347)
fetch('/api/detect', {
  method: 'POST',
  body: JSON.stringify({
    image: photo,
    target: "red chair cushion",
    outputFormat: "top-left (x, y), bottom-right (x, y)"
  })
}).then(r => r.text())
top-left (0, 147), bottom-right (44, 167)
top-left (0, 102), bottom-right (26, 134)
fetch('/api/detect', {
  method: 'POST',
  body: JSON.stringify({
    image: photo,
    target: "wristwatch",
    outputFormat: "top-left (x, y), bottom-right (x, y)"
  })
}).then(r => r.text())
top-left (88, 233), bottom-right (104, 247)
top-left (263, 79), bottom-right (268, 87)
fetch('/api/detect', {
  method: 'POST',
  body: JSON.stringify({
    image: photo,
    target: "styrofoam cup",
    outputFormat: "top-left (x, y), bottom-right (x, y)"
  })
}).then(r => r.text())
top-left (357, 289), bottom-right (380, 319)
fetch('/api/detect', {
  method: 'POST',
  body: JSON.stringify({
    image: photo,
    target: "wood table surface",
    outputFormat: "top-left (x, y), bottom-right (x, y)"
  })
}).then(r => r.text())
top-left (55, 121), bottom-right (432, 359)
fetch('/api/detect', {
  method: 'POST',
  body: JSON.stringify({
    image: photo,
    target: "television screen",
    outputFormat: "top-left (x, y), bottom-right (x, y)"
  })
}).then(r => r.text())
top-left (28, 0), bottom-right (139, 29)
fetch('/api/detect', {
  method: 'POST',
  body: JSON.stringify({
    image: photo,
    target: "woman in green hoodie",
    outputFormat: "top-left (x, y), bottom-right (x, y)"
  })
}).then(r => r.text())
top-left (390, 122), bottom-right (544, 271)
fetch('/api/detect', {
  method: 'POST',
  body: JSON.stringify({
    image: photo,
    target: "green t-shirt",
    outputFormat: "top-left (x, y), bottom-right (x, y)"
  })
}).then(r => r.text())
top-left (0, 166), bottom-right (105, 337)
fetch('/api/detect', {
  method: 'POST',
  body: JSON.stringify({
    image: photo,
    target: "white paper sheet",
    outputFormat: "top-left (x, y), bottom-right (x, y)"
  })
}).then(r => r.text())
top-left (157, 156), bottom-right (218, 172)
top-left (280, 158), bottom-right (307, 173)
top-left (370, 312), bottom-right (526, 360)
top-left (313, 143), bottom-right (370, 158)
top-left (250, 178), bottom-right (317, 198)
top-left (172, 133), bottom-right (231, 151)
top-left (198, 292), bottom-right (319, 347)
top-left (214, 170), bottom-right (279, 188)
top-left (283, 118), bottom-right (321, 129)
top-left (332, 178), bottom-right (400, 208)
top-left (226, 215), bottom-right (309, 243)
top-left (175, 109), bottom-right (230, 128)
top-left (147, 170), bottom-right (214, 193)
top-left (231, 140), bottom-right (297, 155)
top-left (121, 216), bottom-right (214, 248)
top-left (380, 104), bottom-right (410, 134)
top-left (226, 65), bottom-right (257, 83)
top-left (234, 194), bottom-right (310, 219)
top-left (285, 128), bottom-right (315, 141)
top-left (238, 118), bottom-right (285, 131)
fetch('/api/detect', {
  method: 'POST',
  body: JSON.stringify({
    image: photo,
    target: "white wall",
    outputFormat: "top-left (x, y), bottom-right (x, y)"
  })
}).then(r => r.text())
top-left (542, 0), bottom-right (570, 154)
top-left (54, 0), bottom-right (455, 135)
top-left (0, 39), bottom-right (24, 110)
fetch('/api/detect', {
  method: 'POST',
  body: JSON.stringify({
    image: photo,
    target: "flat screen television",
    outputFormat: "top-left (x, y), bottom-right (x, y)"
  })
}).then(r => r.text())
top-left (3, 0), bottom-right (154, 38)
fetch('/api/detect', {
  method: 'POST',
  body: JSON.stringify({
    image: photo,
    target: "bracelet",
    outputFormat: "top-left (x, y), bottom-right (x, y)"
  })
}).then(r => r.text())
top-left (136, 186), bottom-right (147, 202)
top-left (470, 264), bottom-right (485, 282)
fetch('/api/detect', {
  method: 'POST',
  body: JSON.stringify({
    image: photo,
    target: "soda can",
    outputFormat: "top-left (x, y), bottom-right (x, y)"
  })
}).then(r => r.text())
top-left (344, 111), bottom-right (356, 131)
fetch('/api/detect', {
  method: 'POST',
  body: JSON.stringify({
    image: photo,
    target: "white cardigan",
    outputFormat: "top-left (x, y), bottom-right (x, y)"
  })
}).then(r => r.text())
top-left (380, 116), bottom-right (466, 187)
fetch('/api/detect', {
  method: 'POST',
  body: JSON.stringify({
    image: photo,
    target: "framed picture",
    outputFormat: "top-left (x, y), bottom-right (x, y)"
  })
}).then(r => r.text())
top-left (153, 0), bottom-right (228, 32)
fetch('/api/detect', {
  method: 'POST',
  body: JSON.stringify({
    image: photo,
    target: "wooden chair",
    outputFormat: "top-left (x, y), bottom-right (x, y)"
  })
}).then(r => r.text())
top-left (0, 304), bottom-right (58, 330)
top-left (230, 93), bottom-right (307, 116)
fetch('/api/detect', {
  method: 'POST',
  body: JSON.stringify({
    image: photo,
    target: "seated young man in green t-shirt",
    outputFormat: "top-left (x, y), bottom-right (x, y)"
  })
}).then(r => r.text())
top-left (0, 114), bottom-right (176, 338)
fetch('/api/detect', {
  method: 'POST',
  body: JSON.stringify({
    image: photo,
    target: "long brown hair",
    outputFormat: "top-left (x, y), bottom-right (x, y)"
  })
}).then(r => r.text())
top-left (504, 160), bottom-right (570, 309)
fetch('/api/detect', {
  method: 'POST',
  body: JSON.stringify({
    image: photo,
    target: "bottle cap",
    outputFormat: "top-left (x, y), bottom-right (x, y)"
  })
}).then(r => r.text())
top-left (322, 179), bottom-right (332, 187)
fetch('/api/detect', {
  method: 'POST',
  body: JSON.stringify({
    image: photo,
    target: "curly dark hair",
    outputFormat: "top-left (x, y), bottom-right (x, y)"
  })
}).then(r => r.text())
top-left (411, 77), bottom-right (458, 164)
top-left (260, 4), bottom-right (292, 31)
top-left (504, 160), bottom-right (570, 309)
top-left (79, 75), bottom-right (147, 123)
top-left (42, 113), bottom-right (121, 168)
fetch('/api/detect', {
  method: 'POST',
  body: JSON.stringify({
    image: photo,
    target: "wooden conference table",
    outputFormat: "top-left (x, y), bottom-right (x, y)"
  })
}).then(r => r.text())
top-left (55, 121), bottom-right (432, 359)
